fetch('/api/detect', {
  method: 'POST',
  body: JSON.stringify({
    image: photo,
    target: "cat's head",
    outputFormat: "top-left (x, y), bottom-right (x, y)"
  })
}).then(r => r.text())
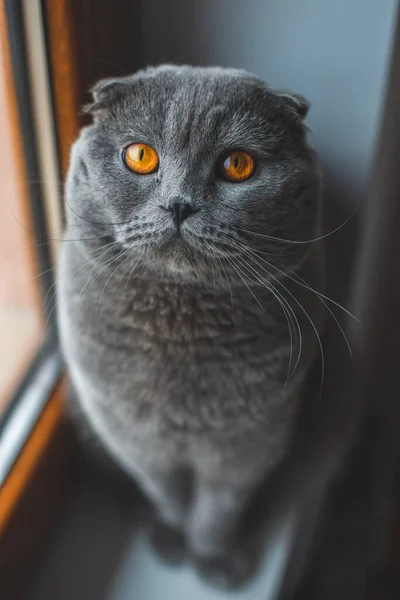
top-left (66, 65), bottom-right (321, 277)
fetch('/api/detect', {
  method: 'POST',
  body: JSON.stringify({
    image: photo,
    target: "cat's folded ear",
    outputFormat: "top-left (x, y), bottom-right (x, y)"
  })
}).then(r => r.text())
top-left (272, 89), bottom-right (310, 120)
top-left (83, 77), bottom-right (130, 121)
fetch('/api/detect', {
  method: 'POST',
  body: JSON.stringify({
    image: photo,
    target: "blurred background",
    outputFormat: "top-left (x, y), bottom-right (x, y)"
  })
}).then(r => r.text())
top-left (0, 1), bottom-right (399, 599)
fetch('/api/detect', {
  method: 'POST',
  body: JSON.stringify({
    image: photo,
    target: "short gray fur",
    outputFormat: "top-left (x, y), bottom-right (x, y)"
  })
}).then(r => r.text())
top-left (57, 66), bottom-right (388, 596)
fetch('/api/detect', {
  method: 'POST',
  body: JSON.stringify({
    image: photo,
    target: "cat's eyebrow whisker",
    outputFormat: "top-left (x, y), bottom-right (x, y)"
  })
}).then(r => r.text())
top-left (233, 207), bottom-right (357, 246)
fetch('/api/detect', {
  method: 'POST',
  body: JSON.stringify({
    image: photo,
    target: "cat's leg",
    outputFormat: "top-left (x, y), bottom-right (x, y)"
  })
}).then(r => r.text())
top-left (135, 467), bottom-right (190, 527)
top-left (134, 466), bottom-right (192, 563)
top-left (187, 475), bottom-right (260, 588)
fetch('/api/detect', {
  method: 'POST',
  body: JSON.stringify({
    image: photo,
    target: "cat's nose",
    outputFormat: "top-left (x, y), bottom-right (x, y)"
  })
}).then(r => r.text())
top-left (160, 200), bottom-right (197, 229)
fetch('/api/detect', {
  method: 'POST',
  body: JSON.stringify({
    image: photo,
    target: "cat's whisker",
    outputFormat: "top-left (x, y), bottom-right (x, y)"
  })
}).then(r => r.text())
top-left (211, 256), bottom-right (216, 299)
top-left (79, 246), bottom-right (124, 309)
top-left (235, 239), bottom-right (353, 358)
top-left (221, 232), bottom-right (356, 357)
top-left (97, 248), bottom-right (132, 312)
top-left (233, 206), bottom-right (357, 246)
top-left (222, 236), bottom-right (303, 379)
top-left (276, 260), bottom-right (360, 323)
top-left (243, 250), bottom-right (325, 393)
top-left (268, 260), bottom-right (354, 358)
top-left (233, 254), bottom-right (299, 383)
top-left (76, 243), bottom-right (123, 307)
top-left (34, 239), bottom-right (120, 284)
top-left (65, 199), bottom-right (133, 227)
top-left (221, 233), bottom-right (322, 386)
top-left (202, 240), bottom-right (230, 301)
top-left (225, 256), bottom-right (264, 312)
top-left (245, 244), bottom-right (360, 323)
top-left (206, 244), bottom-right (234, 309)
top-left (237, 257), bottom-right (298, 381)
top-left (203, 242), bottom-right (217, 298)
top-left (124, 254), bottom-right (143, 291)
top-left (219, 257), bottom-right (234, 311)
top-left (0, 233), bottom-right (123, 274)
top-left (138, 262), bottom-right (147, 287)
top-left (39, 249), bottom-right (111, 349)
top-left (43, 241), bottom-right (119, 317)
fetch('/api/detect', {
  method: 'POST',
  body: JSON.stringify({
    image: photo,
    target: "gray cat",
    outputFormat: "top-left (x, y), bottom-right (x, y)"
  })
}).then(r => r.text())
top-left (57, 65), bottom-right (390, 595)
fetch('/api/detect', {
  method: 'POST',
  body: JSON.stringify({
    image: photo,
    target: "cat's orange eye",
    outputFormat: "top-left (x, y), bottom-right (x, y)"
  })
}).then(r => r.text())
top-left (220, 151), bottom-right (255, 182)
top-left (123, 143), bottom-right (159, 174)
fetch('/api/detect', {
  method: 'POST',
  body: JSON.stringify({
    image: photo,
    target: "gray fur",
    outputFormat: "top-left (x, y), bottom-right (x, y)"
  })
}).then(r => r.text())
top-left (58, 65), bottom-right (331, 587)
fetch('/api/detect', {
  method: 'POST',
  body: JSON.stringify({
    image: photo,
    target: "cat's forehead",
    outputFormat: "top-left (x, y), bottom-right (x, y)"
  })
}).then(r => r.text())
top-left (109, 67), bottom-right (286, 149)
top-left (126, 67), bottom-right (265, 123)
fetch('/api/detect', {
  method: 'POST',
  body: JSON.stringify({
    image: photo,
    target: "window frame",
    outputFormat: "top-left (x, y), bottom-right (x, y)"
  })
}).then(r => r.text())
top-left (0, 2), bottom-right (66, 590)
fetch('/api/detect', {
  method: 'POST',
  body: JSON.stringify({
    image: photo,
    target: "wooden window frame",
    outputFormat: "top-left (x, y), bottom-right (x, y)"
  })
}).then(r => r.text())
top-left (0, 1), bottom-right (68, 597)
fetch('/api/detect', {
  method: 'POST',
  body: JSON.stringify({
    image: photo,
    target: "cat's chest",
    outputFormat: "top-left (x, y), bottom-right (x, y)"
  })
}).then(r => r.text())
top-left (67, 321), bottom-right (294, 441)
top-left (59, 254), bottom-right (303, 440)
top-left (72, 264), bottom-right (288, 348)
top-left (69, 277), bottom-right (290, 386)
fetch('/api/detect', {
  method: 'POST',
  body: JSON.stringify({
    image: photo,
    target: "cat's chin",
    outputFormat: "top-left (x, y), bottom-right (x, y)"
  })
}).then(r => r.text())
top-left (148, 236), bottom-right (209, 277)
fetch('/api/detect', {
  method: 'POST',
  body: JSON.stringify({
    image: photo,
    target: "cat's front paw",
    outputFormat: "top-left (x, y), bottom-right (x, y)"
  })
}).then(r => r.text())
top-left (193, 549), bottom-right (258, 589)
top-left (150, 520), bottom-right (187, 565)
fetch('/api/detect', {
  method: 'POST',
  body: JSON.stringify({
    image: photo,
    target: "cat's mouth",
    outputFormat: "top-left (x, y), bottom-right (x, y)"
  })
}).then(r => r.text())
top-left (153, 232), bottom-right (198, 260)
top-left (141, 228), bottom-right (243, 276)
top-left (141, 229), bottom-right (215, 273)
